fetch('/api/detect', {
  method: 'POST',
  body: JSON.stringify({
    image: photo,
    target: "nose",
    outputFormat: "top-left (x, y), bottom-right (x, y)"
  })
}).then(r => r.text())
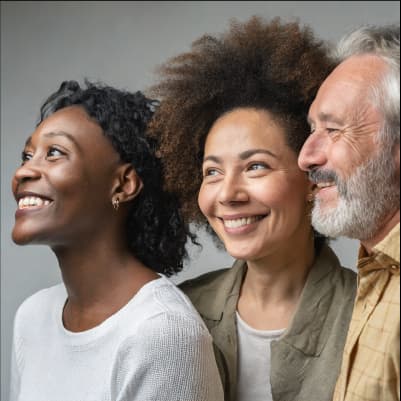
top-left (12, 160), bottom-right (42, 192)
top-left (298, 131), bottom-right (328, 172)
top-left (218, 174), bottom-right (249, 205)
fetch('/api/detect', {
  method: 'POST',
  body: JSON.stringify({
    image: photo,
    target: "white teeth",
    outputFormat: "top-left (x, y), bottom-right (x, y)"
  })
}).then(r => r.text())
top-left (317, 182), bottom-right (335, 189)
top-left (223, 216), bottom-right (264, 229)
top-left (18, 196), bottom-right (50, 209)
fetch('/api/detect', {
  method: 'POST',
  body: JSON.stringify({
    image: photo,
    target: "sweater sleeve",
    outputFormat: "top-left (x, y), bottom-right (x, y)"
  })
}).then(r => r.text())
top-left (110, 312), bottom-right (224, 401)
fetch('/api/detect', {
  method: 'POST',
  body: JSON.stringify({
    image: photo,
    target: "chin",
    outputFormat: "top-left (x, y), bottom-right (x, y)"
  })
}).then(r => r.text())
top-left (12, 229), bottom-right (47, 246)
top-left (12, 234), bottom-right (33, 246)
top-left (225, 245), bottom-right (260, 261)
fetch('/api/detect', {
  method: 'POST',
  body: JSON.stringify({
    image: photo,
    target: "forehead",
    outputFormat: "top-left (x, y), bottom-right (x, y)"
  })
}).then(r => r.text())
top-left (206, 108), bottom-right (288, 152)
top-left (30, 106), bottom-right (116, 153)
top-left (27, 106), bottom-right (120, 164)
top-left (309, 55), bottom-right (387, 121)
top-left (34, 106), bottom-right (101, 138)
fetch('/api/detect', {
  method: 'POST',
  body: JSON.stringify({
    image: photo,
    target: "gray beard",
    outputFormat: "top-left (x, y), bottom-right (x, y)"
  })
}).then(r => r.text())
top-left (311, 145), bottom-right (400, 241)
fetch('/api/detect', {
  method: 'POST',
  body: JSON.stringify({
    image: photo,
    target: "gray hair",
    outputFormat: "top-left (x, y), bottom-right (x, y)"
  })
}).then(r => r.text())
top-left (334, 24), bottom-right (400, 147)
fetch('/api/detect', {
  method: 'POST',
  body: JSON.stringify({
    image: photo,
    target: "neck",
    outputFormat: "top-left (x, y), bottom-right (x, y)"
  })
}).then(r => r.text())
top-left (244, 240), bottom-right (314, 304)
top-left (361, 209), bottom-right (400, 254)
top-left (238, 231), bottom-right (315, 330)
top-left (53, 239), bottom-right (159, 332)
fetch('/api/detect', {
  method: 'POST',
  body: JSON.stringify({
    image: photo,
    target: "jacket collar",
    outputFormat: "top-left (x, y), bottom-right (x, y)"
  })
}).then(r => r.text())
top-left (197, 245), bottom-right (342, 357)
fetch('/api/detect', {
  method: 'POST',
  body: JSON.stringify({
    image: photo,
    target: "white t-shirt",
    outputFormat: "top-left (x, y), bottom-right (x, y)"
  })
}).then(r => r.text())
top-left (10, 276), bottom-right (224, 401)
top-left (236, 312), bottom-right (286, 401)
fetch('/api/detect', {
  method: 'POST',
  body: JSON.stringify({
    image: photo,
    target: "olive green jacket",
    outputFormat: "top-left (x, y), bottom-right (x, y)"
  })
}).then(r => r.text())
top-left (180, 246), bottom-right (357, 401)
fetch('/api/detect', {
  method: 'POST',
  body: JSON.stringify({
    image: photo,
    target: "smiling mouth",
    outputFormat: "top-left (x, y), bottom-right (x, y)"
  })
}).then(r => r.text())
top-left (18, 196), bottom-right (52, 210)
top-left (316, 182), bottom-right (336, 189)
top-left (221, 215), bottom-right (267, 229)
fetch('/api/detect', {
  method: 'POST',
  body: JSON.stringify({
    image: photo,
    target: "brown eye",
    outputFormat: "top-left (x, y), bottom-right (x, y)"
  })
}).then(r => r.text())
top-left (47, 147), bottom-right (66, 158)
top-left (248, 163), bottom-right (269, 171)
top-left (206, 168), bottom-right (220, 176)
top-left (21, 151), bottom-right (33, 164)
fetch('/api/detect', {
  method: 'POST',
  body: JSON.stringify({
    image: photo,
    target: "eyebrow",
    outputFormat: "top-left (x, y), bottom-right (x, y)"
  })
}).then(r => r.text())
top-left (203, 148), bottom-right (278, 163)
top-left (239, 149), bottom-right (278, 160)
top-left (25, 131), bottom-right (82, 152)
top-left (307, 112), bottom-right (343, 126)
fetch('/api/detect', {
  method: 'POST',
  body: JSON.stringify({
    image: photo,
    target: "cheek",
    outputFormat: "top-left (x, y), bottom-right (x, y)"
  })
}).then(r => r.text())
top-left (251, 178), bottom-right (294, 205)
top-left (330, 126), bottom-right (377, 174)
top-left (253, 176), bottom-right (309, 214)
top-left (198, 183), bottom-right (217, 218)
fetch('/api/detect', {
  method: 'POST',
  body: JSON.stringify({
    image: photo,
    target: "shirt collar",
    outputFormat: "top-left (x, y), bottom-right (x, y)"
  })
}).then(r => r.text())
top-left (358, 223), bottom-right (400, 274)
top-left (373, 222), bottom-right (400, 263)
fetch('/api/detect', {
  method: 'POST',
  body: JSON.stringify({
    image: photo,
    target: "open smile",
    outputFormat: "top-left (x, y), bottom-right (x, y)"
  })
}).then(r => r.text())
top-left (18, 196), bottom-right (52, 210)
top-left (316, 181), bottom-right (336, 190)
top-left (15, 192), bottom-right (54, 217)
top-left (313, 182), bottom-right (339, 204)
top-left (219, 214), bottom-right (269, 235)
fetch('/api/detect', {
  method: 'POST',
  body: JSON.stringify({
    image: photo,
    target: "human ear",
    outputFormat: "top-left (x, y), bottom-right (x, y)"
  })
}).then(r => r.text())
top-left (111, 163), bottom-right (144, 204)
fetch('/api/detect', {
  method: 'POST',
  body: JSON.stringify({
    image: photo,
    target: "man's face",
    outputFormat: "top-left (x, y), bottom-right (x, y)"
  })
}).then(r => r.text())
top-left (298, 55), bottom-right (400, 241)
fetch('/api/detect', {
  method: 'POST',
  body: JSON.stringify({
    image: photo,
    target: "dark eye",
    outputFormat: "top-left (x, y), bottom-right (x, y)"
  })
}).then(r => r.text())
top-left (47, 147), bottom-right (66, 159)
top-left (21, 151), bottom-right (33, 164)
top-left (326, 128), bottom-right (339, 134)
top-left (204, 168), bottom-right (220, 177)
top-left (248, 163), bottom-right (269, 171)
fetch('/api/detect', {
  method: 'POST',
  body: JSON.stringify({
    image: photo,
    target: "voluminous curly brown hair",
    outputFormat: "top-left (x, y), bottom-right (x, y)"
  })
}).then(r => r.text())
top-left (148, 16), bottom-right (334, 226)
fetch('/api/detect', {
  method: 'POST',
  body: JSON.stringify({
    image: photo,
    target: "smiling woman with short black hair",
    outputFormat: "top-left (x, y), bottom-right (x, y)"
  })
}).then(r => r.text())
top-left (9, 80), bottom-right (224, 401)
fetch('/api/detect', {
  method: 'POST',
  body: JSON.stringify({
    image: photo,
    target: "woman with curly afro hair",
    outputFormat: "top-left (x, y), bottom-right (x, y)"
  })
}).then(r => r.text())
top-left (149, 16), bottom-right (357, 401)
top-left (9, 81), bottom-right (224, 401)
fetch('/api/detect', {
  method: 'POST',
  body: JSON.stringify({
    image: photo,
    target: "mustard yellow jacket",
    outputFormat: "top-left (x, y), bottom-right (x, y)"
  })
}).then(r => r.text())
top-left (180, 246), bottom-right (357, 401)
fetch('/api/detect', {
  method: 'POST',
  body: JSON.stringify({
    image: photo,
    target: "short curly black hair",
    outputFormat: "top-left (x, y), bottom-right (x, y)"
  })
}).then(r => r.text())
top-left (148, 16), bottom-right (334, 249)
top-left (39, 80), bottom-right (193, 276)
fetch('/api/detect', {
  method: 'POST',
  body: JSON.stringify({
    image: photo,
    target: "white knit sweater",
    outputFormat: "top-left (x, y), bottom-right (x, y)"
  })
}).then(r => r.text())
top-left (10, 276), bottom-right (224, 401)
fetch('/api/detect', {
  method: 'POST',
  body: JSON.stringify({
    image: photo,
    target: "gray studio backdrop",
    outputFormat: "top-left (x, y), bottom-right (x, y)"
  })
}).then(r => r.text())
top-left (1, 1), bottom-right (399, 398)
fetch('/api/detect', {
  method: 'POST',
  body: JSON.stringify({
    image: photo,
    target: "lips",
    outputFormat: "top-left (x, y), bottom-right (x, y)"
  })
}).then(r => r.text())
top-left (18, 196), bottom-right (51, 209)
top-left (222, 215), bottom-right (266, 229)
top-left (316, 182), bottom-right (336, 189)
top-left (218, 213), bottom-right (269, 236)
top-left (15, 192), bottom-right (53, 211)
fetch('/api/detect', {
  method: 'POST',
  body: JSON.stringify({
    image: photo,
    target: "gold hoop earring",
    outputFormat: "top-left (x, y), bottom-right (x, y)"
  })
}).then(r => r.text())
top-left (112, 197), bottom-right (120, 211)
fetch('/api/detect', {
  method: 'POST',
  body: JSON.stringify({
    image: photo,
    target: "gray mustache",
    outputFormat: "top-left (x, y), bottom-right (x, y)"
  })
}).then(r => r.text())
top-left (308, 168), bottom-right (339, 185)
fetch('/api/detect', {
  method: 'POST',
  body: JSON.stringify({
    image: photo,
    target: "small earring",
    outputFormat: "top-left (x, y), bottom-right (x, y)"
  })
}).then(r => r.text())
top-left (307, 194), bottom-right (315, 204)
top-left (112, 197), bottom-right (120, 211)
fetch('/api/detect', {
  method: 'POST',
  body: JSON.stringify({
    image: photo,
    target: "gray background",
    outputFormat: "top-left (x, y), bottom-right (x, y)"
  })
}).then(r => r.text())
top-left (1, 1), bottom-right (399, 399)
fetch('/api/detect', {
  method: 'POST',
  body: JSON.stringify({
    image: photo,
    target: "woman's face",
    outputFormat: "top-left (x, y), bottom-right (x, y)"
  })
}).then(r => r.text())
top-left (12, 106), bottom-right (121, 247)
top-left (199, 108), bottom-right (313, 262)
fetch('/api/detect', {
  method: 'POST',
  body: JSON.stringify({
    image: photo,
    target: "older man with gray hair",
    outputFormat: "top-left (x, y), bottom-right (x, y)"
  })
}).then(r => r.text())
top-left (298, 24), bottom-right (400, 401)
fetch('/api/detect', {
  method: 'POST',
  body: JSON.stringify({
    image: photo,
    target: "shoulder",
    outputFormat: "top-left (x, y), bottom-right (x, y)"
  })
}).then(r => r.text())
top-left (13, 283), bottom-right (65, 344)
top-left (114, 306), bottom-right (215, 371)
top-left (132, 276), bottom-right (213, 330)
top-left (111, 292), bottom-right (224, 400)
top-left (179, 262), bottom-right (244, 303)
top-left (179, 268), bottom-right (232, 298)
top-left (14, 283), bottom-right (65, 326)
top-left (314, 245), bottom-right (357, 293)
top-left (179, 263), bottom-right (244, 320)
